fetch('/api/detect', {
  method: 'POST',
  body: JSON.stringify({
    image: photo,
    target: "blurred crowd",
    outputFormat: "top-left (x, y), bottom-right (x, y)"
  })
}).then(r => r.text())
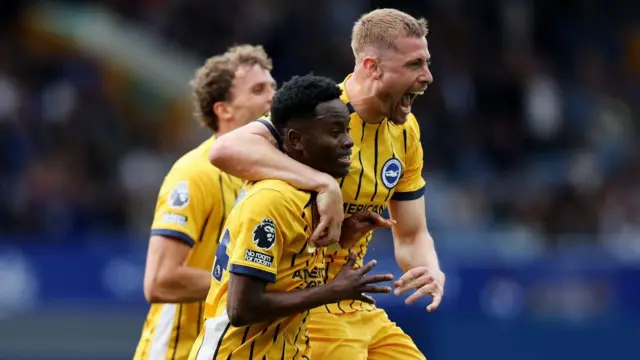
top-left (0, 0), bottom-right (638, 248)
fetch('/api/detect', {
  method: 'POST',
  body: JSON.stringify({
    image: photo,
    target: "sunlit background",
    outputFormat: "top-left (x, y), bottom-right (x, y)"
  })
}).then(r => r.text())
top-left (0, 0), bottom-right (638, 359)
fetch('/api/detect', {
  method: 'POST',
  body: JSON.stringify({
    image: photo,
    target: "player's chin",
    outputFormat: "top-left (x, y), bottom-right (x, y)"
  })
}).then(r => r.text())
top-left (326, 162), bottom-right (350, 179)
top-left (389, 106), bottom-right (411, 125)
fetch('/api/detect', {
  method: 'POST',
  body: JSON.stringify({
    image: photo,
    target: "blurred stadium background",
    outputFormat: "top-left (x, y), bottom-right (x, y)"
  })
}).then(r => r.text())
top-left (0, 0), bottom-right (639, 359)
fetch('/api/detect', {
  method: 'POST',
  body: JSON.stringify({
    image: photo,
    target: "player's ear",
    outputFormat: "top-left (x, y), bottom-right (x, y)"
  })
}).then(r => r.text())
top-left (213, 101), bottom-right (231, 121)
top-left (362, 57), bottom-right (382, 79)
top-left (286, 128), bottom-right (304, 151)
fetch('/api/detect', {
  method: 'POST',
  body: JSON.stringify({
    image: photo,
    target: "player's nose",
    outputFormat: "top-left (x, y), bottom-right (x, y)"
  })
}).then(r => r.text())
top-left (343, 134), bottom-right (354, 149)
top-left (266, 87), bottom-right (276, 104)
top-left (419, 66), bottom-right (433, 86)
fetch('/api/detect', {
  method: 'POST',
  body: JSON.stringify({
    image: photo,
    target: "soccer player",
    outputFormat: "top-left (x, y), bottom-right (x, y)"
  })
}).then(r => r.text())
top-left (207, 9), bottom-right (444, 360)
top-left (133, 45), bottom-right (276, 360)
top-left (189, 74), bottom-right (395, 360)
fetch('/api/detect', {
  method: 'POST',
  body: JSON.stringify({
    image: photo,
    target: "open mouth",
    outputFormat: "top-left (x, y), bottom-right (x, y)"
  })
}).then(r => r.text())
top-left (399, 90), bottom-right (425, 112)
top-left (338, 154), bottom-right (352, 166)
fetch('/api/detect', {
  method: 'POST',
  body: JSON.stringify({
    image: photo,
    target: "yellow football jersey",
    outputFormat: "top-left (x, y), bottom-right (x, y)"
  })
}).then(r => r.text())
top-left (134, 136), bottom-right (243, 360)
top-left (189, 180), bottom-right (323, 360)
top-left (258, 74), bottom-right (426, 314)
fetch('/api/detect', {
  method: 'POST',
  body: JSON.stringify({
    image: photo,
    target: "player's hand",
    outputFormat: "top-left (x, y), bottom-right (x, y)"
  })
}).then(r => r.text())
top-left (339, 211), bottom-right (396, 249)
top-left (394, 267), bottom-right (445, 312)
top-left (329, 251), bottom-right (394, 305)
top-left (310, 176), bottom-right (344, 247)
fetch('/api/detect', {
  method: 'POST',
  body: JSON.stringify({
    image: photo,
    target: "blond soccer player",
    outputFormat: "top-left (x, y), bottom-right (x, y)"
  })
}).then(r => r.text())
top-left (133, 45), bottom-right (276, 360)
top-left (206, 9), bottom-right (445, 359)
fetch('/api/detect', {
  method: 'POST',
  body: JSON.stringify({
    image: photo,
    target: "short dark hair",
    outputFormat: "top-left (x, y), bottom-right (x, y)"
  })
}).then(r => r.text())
top-left (270, 75), bottom-right (343, 135)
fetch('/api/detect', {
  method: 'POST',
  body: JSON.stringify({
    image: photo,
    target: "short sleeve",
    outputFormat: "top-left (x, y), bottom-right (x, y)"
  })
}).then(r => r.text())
top-left (150, 171), bottom-right (213, 247)
top-left (393, 115), bottom-right (426, 201)
top-left (228, 189), bottom-right (292, 283)
top-left (255, 116), bottom-right (283, 151)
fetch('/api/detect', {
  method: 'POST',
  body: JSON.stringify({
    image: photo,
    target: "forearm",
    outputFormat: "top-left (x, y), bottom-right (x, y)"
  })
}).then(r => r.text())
top-left (229, 285), bottom-right (337, 326)
top-left (210, 131), bottom-right (331, 192)
top-left (243, 145), bottom-right (332, 191)
top-left (145, 266), bottom-right (211, 303)
top-left (394, 231), bottom-right (441, 275)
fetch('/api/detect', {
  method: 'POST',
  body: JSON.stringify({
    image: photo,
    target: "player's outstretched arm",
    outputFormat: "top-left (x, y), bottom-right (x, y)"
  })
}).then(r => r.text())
top-left (389, 197), bottom-right (445, 312)
top-left (210, 121), bottom-right (344, 245)
top-left (143, 236), bottom-right (211, 303)
top-left (226, 252), bottom-right (392, 327)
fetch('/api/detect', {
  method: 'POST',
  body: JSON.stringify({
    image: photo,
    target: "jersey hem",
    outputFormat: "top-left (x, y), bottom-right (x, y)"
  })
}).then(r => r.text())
top-left (391, 185), bottom-right (425, 201)
top-left (150, 229), bottom-right (196, 247)
top-left (229, 264), bottom-right (276, 283)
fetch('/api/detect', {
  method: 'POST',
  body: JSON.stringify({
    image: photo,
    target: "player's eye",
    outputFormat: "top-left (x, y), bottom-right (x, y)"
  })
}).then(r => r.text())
top-left (331, 130), bottom-right (341, 137)
top-left (252, 84), bottom-right (265, 94)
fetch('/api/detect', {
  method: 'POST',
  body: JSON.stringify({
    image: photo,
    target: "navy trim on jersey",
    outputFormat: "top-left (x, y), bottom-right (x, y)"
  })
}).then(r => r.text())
top-left (171, 304), bottom-right (183, 359)
top-left (370, 122), bottom-right (382, 201)
top-left (211, 322), bottom-right (231, 359)
top-left (230, 264), bottom-right (277, 283)
top-left (150, 229), bottom-right (195, 247)
top-left (256, 119), bottom-right (283, 151)
top-left (354, 121), bottom-right (366, 200)
top-left (346, 102), bottom-right (356, 114)
top-left (391, 185), bottom-right (425, 201)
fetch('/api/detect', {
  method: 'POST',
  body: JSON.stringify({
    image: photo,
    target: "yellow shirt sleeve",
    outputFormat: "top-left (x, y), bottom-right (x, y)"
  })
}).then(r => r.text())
top-left (150, 169), bottom-right (214, 247)
top-left (227, 188), bottom-right (294, 283)
top-left (392, 115), bottom-right (426, 201)
top-left (254, 116), bottom-right (283, 151)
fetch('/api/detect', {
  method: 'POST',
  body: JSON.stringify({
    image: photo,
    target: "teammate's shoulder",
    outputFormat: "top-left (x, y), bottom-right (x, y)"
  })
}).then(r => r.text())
top-left (248, 179), bottom-right (310, 199)
top-left (251, 115), bottom-right (274, 130)
top-left (257, 114), bottom-right (272, 124)
top-left (244, 180), bottom-right (312, 212)
top-left (168, 137), bottom-right (219, 177)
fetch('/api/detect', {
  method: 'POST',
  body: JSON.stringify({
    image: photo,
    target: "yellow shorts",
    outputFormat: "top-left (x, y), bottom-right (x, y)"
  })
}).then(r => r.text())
top-left (307, 308), bottom-right (425, 360)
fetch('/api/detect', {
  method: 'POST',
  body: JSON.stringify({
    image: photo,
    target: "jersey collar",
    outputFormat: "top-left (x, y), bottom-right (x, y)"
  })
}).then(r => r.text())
top-left (339, 73), bottom-right (356, 115)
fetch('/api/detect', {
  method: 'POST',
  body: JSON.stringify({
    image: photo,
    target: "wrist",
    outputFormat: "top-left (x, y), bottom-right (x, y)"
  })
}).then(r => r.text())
top-left (320, 282), bottom-right (342, 304)
top-left (313, 173), bottom-right (339, 193)
top-left (432, 269), bottom-right (445, 285)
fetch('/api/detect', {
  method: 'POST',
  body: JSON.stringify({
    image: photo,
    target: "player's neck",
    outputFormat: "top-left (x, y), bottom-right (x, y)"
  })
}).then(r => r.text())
top-left (282, 146), bottom-right (307, 168)
top-left (346, 72), bottom-right (386, 124)
top-left (217, 118), bottom-right (243, 137)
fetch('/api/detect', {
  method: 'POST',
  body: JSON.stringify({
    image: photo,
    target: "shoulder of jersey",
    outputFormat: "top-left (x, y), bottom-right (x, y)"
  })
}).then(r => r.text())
top-left (244, 180), bottom-right (311, 211)
top-left (258, 115), bottom-right (272, 124)
top-left (169, 137), bottom-right (219, 175)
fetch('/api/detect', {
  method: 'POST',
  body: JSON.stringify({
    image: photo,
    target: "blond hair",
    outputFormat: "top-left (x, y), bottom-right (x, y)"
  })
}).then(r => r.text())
top-left (351, 9), bottom-right (428, 59)
top-left (191, 45), bottom-right (273, 132)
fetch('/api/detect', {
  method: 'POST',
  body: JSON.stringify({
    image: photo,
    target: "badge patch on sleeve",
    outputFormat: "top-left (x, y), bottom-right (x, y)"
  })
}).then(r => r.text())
top-left (252, 218), bottom-right (276, 250)
top-left (161, 213), bottom-right (188, 226)
top-left (168, 182), bottom-right (190, 209)
top-left (244, 249), bottom-right (274, 267)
